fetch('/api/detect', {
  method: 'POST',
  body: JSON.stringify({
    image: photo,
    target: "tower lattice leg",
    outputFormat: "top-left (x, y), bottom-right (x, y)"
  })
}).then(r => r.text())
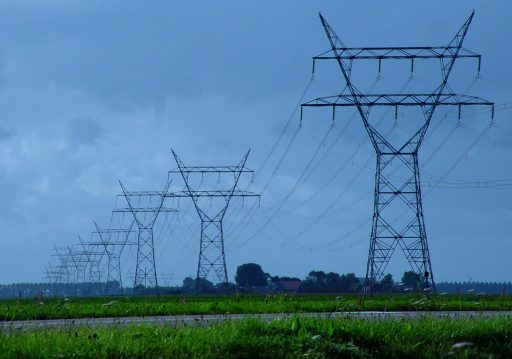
top-left (134, 227), bottom-right (158, 289)
top-left (196, 219), bottom-right (227, 290)
top-left (365, 152), bottom-right (435, 293)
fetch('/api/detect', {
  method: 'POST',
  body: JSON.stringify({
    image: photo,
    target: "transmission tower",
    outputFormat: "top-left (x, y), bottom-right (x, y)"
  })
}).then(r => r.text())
top-left (47, 246), bottom-right (78, 296)
top-left (52, 246), bottom-right (75, 284)
top-left (115, 180), bottom-right (177, 292)
top-left (43, 264), bottom-right (63, 296)
top-left (49, 248), bottom-right (69, 283)
top-left (77, 236), bottom-right (104, 283)
top-left (170, 149), bottom-right (260, 290)
top-left (301, 12), bottom-right (494, 294)
top-left (43, 265), bottom-right (61, 285)
top-left (52, 245), bottom-right (89, 296)
top-left (160, 273), bottom-right (174, 287)
top-left (93, 220), bottom-right (136, 294)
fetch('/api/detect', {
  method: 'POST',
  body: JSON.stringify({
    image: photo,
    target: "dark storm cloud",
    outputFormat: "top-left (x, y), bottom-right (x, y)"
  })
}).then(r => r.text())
top-left (0, 1), bottom-right (206, 110)
top-left (0, 1), bottom-right (318, 113)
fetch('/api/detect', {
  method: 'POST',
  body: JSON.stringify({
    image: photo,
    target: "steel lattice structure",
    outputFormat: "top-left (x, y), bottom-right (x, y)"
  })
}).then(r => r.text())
top-left (115, 181), bottom-right (177, 292)
top-left (77, 235), bottom-right (105, 286)
top-left (92, 220), bottom-right (136, 294)
top-left (169, 150), bottom-right (259, 290)
top-left (301, 12), bottom-right (494, 294)
top-left (43, 265), bottom-right (61, 284)
top-left (51, 246), bottom-right (84, 285)
top-left (51, 245), bottom-right (92, 296)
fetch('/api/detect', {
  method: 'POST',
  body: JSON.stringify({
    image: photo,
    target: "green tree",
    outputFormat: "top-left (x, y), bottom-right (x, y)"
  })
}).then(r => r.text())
top-left (326, 272), bottom-right (341, 293)
top-left (340, 273), bottom-right (361, 292)
top-left (300, 271), bottom-right (327, 292)
top-left (182, 277), bottom-right (195, 290)
top-left (235, 263), bottom-right (268, 287)
top-left (380, 274), bottom-right (394, 292)
top-left (402, 271), bottom-right (420, 290)
top-left (182, 277), bottom-right (214, 291)
top-left (300, 271), bottom-right (363, 293)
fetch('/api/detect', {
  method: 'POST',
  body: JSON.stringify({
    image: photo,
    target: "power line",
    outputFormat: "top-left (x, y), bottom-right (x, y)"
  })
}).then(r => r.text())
top-left (242, 124), bottom-right (334, 244)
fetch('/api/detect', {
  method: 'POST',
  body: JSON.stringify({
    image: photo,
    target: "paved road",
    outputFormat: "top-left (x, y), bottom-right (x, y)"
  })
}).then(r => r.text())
top-left (1, 311), bottom-right (510, 332)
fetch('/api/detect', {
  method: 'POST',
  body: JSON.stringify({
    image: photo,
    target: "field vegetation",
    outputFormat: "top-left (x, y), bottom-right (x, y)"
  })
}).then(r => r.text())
top-left (0, 293), bottom-right (511, 321)
top-left (0, 316), bottom-right (510, 358)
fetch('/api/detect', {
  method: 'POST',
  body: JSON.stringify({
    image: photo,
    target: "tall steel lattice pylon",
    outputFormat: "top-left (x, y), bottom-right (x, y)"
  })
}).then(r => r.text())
top-left (115, 180), bottom-right (177, 292)
top-left (301, 12), bottom-right (494, 294)
top-left (170, 150), bottom-right (260, 290)
top-left (92, 220), bottom-right (136, 294)
top-left (77, 234), bottom-right (105, 294)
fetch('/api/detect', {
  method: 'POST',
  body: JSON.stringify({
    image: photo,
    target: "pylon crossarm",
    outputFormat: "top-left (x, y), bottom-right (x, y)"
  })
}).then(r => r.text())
top-left (93, 229), bottom-right (136, 234)
top-left (86, 241), bottom-right (136, 246)
top-left (314, 46), bottom-right (480, 60)
top-left (165, 190), bottom-right (259, 198)
top-left (113, 207), bottom-right (177, 213)
top-left (301, 93), bottom-right (493, 108)
top-left (118, 180), bottom-right (172, 215)
top-left (168, 166), bottom-right (254, 174)
top-left (313, 46), bottom-right (481, 74)
top-left (315, 12), bottom-right (476, 82)
top-left (172, 149), bottom-right (257, 216)
top-left (75, 249), bottom-right (103, 257)
top-left (116, 191), bottom-right (167, 197)
top-left (302, 92), bottom-right (493, 154)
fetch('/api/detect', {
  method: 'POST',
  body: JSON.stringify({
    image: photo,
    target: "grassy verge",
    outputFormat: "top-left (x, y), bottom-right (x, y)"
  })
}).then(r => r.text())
top-left (0, 293), bottom-right (511, 321)
top-left (0, 316), bottom-right (511, 358)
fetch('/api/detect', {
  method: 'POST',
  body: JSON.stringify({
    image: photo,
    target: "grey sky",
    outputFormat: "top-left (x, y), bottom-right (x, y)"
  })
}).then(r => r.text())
top-left (0, 0), bottom-right (510, 285)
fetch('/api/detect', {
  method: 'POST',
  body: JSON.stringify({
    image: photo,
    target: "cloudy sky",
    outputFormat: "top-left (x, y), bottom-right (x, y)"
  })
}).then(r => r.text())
top-left (0, 0), bottom-right (510, 285)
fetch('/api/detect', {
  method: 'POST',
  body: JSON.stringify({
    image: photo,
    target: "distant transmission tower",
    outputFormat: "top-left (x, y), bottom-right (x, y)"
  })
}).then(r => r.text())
top-left (49, 247), bottom-right (71, 284)
top-left (93, 220), bottom-right (136, 294)
top-left (170, 150), bottom-right (259, 290)
top-left (301, 12), bottom-right (494, 294)
top-left (77, 235), bottom-right (105, 286)
top-left (43, 264), bottom-right (63, 296)
top-left (115, 180), bottom-right (177, 292)
top-left (52, 245), bottom-right (90, 296)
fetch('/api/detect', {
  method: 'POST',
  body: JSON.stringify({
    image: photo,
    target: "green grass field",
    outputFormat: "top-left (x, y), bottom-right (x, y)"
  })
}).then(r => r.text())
top-left (0, 316), bottom-right (511, 358)
top-left (0, 293), bottom-right (511, 321)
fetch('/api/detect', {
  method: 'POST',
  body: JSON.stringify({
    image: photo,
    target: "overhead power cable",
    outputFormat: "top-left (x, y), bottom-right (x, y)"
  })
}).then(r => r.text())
top-left (423, 122), bottom-right (493, 196)
top-left (242, 124), bottom-right (334, 244)
top-left (225, 76), bottom-right (317, 242)
top-left (258, 75), bottom-right (315, 176)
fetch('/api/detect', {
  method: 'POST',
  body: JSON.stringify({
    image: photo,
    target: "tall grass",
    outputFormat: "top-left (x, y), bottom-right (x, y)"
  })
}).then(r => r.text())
top-left (0, 316), bottom-right (510, 358)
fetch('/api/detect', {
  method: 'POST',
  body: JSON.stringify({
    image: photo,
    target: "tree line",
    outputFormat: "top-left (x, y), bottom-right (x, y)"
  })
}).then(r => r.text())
top-left (226, 263), bottom-right (512, 294)
top-left (0, 262), bottom-right (510, 298)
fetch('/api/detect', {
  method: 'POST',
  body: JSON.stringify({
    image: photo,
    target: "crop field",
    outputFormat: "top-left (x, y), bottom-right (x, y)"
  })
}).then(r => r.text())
top-left (0, 293), bottom-right (511, 321)
top-left (0, 316), bottom-right (511, 358)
